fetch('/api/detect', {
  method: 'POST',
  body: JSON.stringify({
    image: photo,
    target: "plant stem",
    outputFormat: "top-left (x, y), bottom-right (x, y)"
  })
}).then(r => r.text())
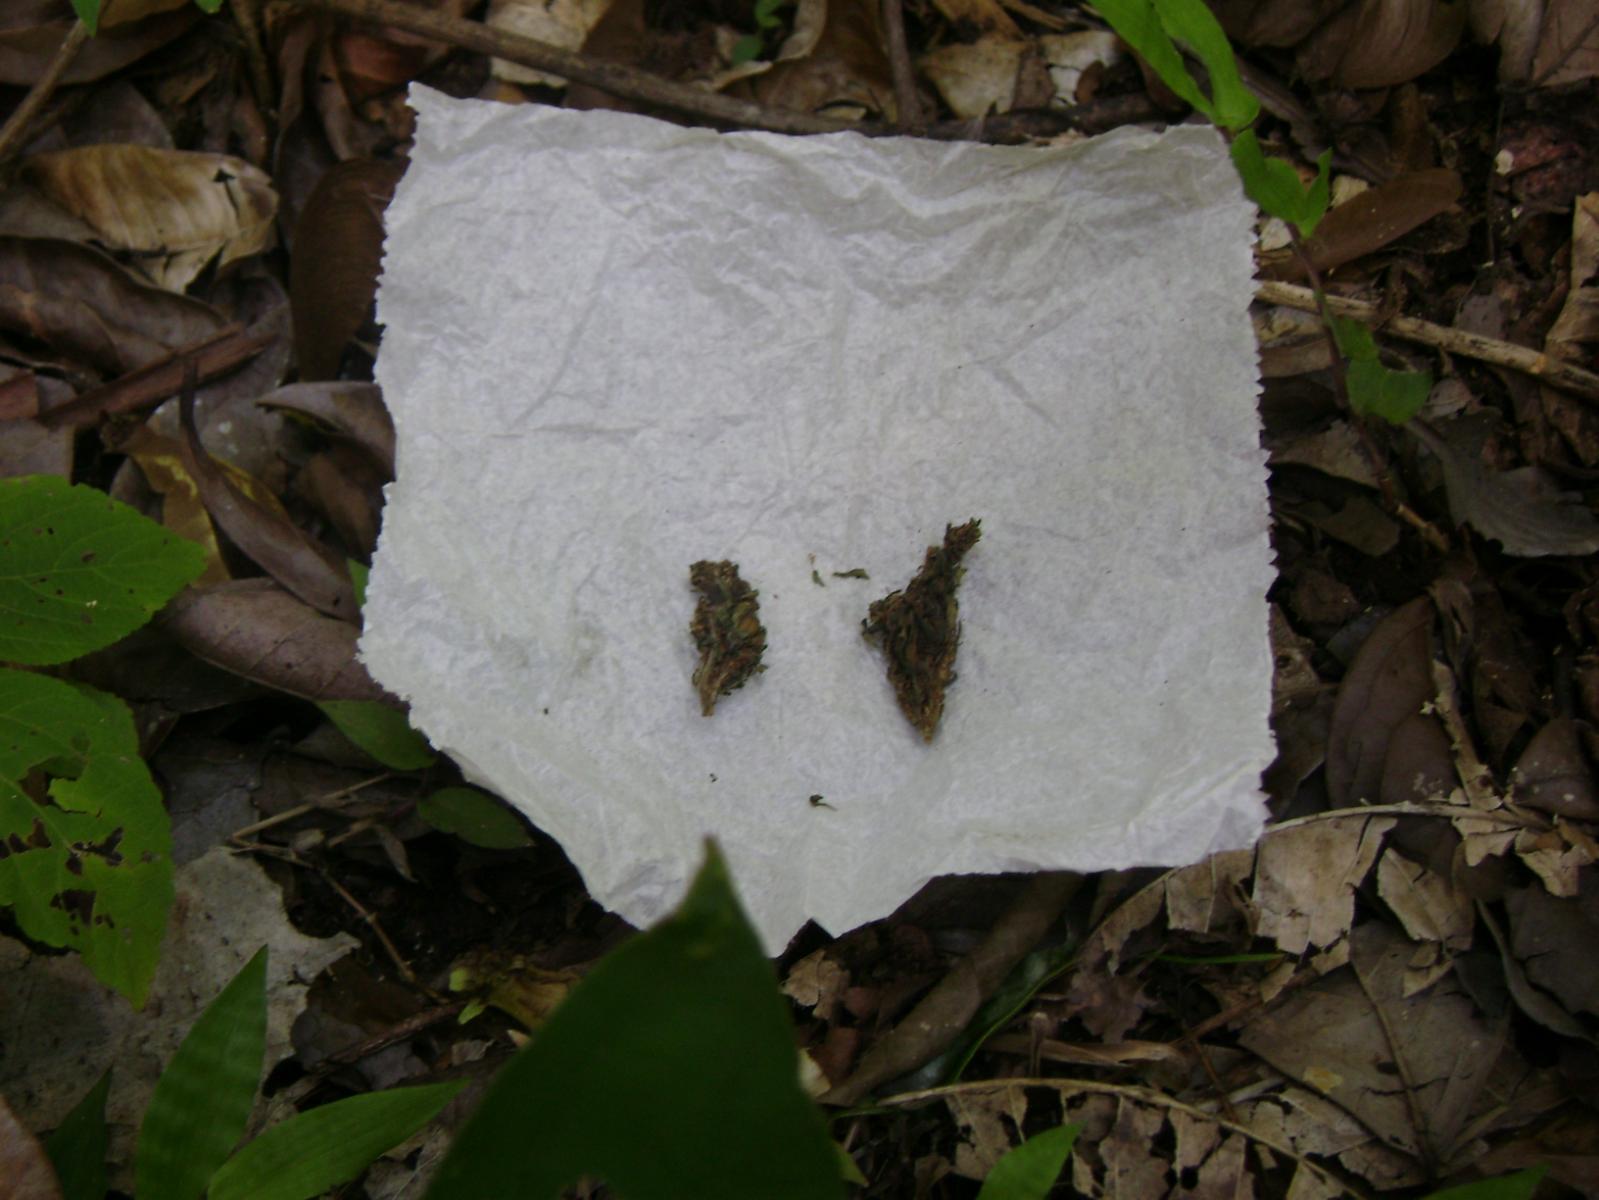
top-left (0, 19), bottom-right (90, 174)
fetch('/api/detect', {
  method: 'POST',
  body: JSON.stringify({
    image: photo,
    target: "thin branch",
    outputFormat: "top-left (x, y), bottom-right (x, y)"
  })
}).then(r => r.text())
top-left (881, 0), bottom-right (924, 134)
top-left (0, 19), bottom-right (91, 172)
top-left (283, 0), bottom-right (860, 136)
top-left (1257, 279), bottom-right (1599, 402)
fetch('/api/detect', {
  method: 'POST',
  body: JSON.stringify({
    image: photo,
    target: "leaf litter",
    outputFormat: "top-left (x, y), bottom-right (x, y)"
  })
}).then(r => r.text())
top-left (0, 0), bottom-right (1597, 1195)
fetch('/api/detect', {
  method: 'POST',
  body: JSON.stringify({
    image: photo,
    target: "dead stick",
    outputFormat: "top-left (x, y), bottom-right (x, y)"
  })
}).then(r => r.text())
top-left (881, 0), bottom-right (924, 134)
top-left (39, 324), bottom-right (272, 430)
top-left (1257, 279), bottom-right (1599, 401)
top-left (821, 872), bottom-right (1082, 1105)
top-left (284, 0), bottom-right (859, 136)
top-left (0, 19), bottom-right (90, 171)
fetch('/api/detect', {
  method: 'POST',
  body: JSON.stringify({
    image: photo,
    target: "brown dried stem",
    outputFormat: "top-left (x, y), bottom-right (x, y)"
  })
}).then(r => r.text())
top-left (881, 0), bottom-right (924, 134)
top-left (0, 19), bottom-right (90, 174)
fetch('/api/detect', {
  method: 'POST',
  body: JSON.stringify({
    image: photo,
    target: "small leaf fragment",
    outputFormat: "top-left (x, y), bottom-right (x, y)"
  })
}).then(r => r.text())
top-left (43, 1070), bottom-right (111, 1200)
top-left (976, 1123), bottom-right (1081, 1200)
top-left (688, 560), bottom-right (768, 716)
top-left (316, 700), bottom-right (435, 770)
top-left (418, 786), bottom-right (532, 849)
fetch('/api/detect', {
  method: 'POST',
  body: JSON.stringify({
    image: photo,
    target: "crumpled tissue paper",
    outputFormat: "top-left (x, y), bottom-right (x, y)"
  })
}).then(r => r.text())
top-left (362, 85), bottom-right (1274, 951)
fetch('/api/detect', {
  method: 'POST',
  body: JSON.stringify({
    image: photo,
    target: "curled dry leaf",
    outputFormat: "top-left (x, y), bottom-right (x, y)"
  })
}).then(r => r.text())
top-left (256, 382), bottom-right (394, 477)
top-left (0, 1), bottom-right (195, 86)
top-left (0, 236), bottom-right (227, 375)
top-left (159, 579), bottom-right (392, 702)
top-left (179, 383), bottom-right (357, 619)
top-left (1271, 168), bottom-right (1462, 280)
top-left (289, 160), bottom-right (403, 382)
top-left (22, 145), bottom-right (278, 293)
top-left (1299, 0), bottom-right (1468, 89)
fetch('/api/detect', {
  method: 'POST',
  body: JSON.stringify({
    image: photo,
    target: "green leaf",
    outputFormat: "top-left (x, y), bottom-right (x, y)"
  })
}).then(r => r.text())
top-left (348, 559), bottom-right (369, 608)
top-left (1151, 0), bottom-right (1257, 129)
top-left (136, 947), bottom-right (268, 1200)
top-left (316, 700), bottom-right (436, 770)
top-left (44, 1069), bottom-right (111, 1200)
top-left (1421, 1167), bottom-right (1550, 1200)
top-left (1092, 0), bottom-right (1213, 119)
top-left (418, 787), bottom-right (532, 849)
top-left (193, 0), bottom-right (225, 10)
top-left (1229, 131), bottom-right (1330, 236)
top-left (730, 33), bottom-right (763, 65)
top-left (69, 0), bottom-right (101, 34)
top-left (0, 475), bottom-right (206, 666)
top-left (976, 1124), bottom-right (1081, 1200)
top-left (208, 1083), bottom-right (463, 1200)
top-left (0, 669), bottom-right (173, 1007)
top-left (1333, 317), bottom-right (1431, 425)
top-left (425, 841), bottom-right (843, 1200)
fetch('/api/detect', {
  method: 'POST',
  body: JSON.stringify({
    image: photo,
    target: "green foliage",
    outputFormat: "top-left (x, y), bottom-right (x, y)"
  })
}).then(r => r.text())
top-left (1092, 0), bottom-right (1256, 129)
top-left (0, 475), bottom-right (205, 666)
top-left (976, 1124), bottom-right (1082, 1200)
top-left (425, 841), bottom-right (845, 1200)
top-left (0, 668), bottom-right (174, 1007)
top-left (419, 786), bottom-right (533, 849)
top-left (43, 1069), bottom-right (111, 1200)
top-left (731, 0), bottom-right (789, 66)
top-left (1420, 1167), bottom-right (1550, 1200)
top-left (316, 699), bottom-right (437, 769)
top-left (1229, 131), bottom-right (1331, 237)
top-left (136, 947), bottom-right (269, 1200)
top-left (1333, 317), bottom-right (1432, 425)
top-left (207, 1083), bottom-right (465, 1200)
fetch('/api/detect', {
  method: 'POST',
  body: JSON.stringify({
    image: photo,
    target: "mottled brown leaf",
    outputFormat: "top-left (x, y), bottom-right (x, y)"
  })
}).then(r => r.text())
top-left (290, 160), bottom-right (403, 381)
top-left (159, 579), bottom-right (392, 702)
top-left (0, 236), bottom-right (227, 376)
top-left (0, 1), bottom-right (194, 86)
top-left (1300, 0), bottom-right (1468, 88)
top-left (255, 382), bottom-right (394, 477)
top-left (22, 146), bottom-right (278, 293)
top-left (1286, 169), bottom-right (1462, 279)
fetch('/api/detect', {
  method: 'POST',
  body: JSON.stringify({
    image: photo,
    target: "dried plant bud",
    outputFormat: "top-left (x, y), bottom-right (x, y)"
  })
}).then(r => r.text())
top-left (688, 560), bottom-right (767, 716)
top-left (863, 519), bottom-right (981, 741)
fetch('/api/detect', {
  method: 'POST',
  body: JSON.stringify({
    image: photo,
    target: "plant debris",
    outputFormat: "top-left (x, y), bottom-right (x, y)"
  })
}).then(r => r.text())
top-left (687, 559), bottom-right (767, 716)
top-left (862, 520), bottom-right (981, 741)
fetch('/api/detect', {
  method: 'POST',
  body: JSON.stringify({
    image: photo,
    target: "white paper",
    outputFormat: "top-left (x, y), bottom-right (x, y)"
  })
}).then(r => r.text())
top-left (363, 86), bottom-right (1274, 951)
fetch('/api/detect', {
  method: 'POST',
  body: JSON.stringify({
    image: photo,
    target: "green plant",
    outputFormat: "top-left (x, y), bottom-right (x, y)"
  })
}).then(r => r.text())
top-left (976, 1123), bottom-right (1082, 1200)
top-left (1090, 0), bottom-right (1430, 421)
top-left (38, 946), bottom-right (462, 1200)
top-left (0, 474), bottom-right (206, 1007)
top-left (70, 0), bottom-right (224, 36)
top-left (730, 0), bottom-right (789, 66)
top-left (425, 841), bottom-right (845, 1199)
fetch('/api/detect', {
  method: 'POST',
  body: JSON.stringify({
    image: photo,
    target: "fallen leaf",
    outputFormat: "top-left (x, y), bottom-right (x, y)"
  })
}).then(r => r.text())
top-left (0, 1094), bottom-right (64, 1200)
top-left (256, 382), bottom-right (394, 478)
top-left (1529, 0), bottom-right (1599, 85)
top-left (948, 1086), bottom-right (1028, 1180)
top-left (1376, 847), bottom-right (1475, 949)
top-left (1299, 0), bottom-right (1468, 88)
top-left (921, 37), bottom-right (1025, 118)
top-left (1251, 816), bottom-right (1395, 956)
top-left (158, 580), bottom-right (392, 703)
top-left (0, 236), bottom-right (228, 376)
top-left (1507, 879), bottom-right (1599, 1021)
top-left (931, 0), bottom-right (1020, 38)
top-left (0, 2), bottom-right (195, 87)
top-left (22, 145), bottom-right (278, 293)
top-left (289, 161), bottom-right (402, 382)
top-left (179, 383), bottom-right (357, 620)
top-left (1511, 718), bottom-right (1599, 819)
top-left (486, 0), bottom-right (614, 85)
top-left (750, 0), bottom-right (891, 120)
top-left (1282, 168), bottom-right (1462, 279)
top-left (1410, 420), bottom-right (1599, 556)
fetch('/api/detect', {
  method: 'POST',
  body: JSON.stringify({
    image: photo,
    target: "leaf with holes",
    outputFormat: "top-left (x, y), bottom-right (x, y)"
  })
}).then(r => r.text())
top-left (0, 668), bottom-right (173, 1007)
top-left (0, 475), bottom-right (206, 666)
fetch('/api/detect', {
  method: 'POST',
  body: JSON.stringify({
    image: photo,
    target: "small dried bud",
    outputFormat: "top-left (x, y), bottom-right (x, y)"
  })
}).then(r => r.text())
top-left (688, 560), bottom-right (767, 716)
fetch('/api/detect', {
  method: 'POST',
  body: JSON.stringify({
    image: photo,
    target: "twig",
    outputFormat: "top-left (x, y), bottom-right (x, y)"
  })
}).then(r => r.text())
top-left (1257, 279), bottom-right (1599, 402)
top-left (229, 0), bottom-right (277, 124)
top-left (283, 0), bottom-right (859, 136)
top-left (39, 324), bottom-right (273, 430)
top-left (880, 0), bottom-right (924, 134)
top-left (0, 19), bottom-right (90, 172)
top-left (821, 872), bottom-right (1082, 1105)
top-left (321, 868), bottom-right (424, 988)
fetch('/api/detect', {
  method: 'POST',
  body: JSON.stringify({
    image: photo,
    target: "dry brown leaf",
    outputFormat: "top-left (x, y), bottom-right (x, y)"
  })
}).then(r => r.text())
top-left (1251, 816), bottom-right (1395, 956)
top-left (1511, 717), bottom-right (1599, 819)
top-left (932, 0), bottom-right (1020, 38)
top-left (1325, 597), bottom-right (1438, 806)
top-left (1376, 847), bottom-right (1475, 949)
top-left (1299, 0), bottom-right (1468, 88)
top-left (1286, 168), bottom-right (1461, 279)
top-left (750, 0), bottom-right (891, 120)
top-left (1513, 827), bottom-right (1593, 895)
top-left (256, 382), bottom-right (394, 477)
top-left (97, 0), bottom-right (189, 26)
top-left (23, 145), bottom-right (278, 293)
top-left (1547, 193), bottom-right (1599, 355)
top-left (1507, 880), bottom-right (1599, 1021)
top-left (1211, 0), bottom-right (1345, 48)
top-left (0, 2), bottom-right (195, 87)
top-left (1410, 420), bottom-right (1599, 557)
top-left (0, 1094), bottom-right (64, 1200)
top-left (158, 579), bottom-right (392, 702)
top-left (0, 235), bottom-right (228, 376)
top-left (1469, 0), bottom-right (1543, 82)
top-left (1530, 0), bottom-right (1599, 85)
top-left (947, 1087), bottom-right (1028, 1180)
top-left (297, 446), bottom-right (384, 558)
top-left (179, 384), bottom-right (357, 620)
top-left (920, 37), bottom-right (1025, 117)
top-left (289, 161), bottom-right (402, 382)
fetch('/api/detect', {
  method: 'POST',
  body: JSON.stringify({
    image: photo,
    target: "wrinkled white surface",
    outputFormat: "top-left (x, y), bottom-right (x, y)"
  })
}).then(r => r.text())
top-left (363, 86), bottom-right (1274, 951)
